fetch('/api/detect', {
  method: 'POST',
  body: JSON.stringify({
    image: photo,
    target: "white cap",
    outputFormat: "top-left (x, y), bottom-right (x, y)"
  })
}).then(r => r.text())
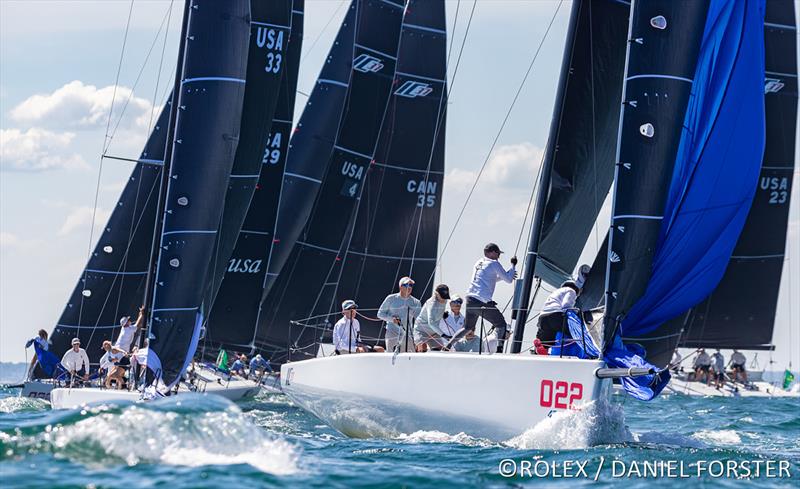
top-left (399, 276), bottom-right (415, 287)
top-left (120, 316), bottom-right (130, 327)
top-left (255, 354), bottom-right (262, 360)
top-left (71, 337), bottom-right (81, 345)
top-left (341, 299), bottom-right (358, 310)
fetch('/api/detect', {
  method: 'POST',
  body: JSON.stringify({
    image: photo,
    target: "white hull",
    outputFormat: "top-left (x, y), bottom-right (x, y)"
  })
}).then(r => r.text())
top-left (49, 374), bottom-right (261, 409)
top-left (20, 380), bottom-right (55, 401)
top-left (664, 378), bottom-right (799, 398)
top-left (281, 352), bottom-right (608, 440)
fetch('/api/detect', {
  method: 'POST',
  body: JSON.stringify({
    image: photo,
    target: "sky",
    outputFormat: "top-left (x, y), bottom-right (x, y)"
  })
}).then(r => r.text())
top-left (1, 0), bottom-right (798, 371)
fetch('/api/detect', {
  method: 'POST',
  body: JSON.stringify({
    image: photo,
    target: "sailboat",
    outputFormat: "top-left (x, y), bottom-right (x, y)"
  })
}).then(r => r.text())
top-left (23, 0), bottom-right (299, 408)
top-left (280, 0), bottom-right (772, 440)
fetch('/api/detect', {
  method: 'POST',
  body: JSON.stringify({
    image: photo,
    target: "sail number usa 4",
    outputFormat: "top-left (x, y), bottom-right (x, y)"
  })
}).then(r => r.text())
top-left (539, 379), bottom-right (583, 409)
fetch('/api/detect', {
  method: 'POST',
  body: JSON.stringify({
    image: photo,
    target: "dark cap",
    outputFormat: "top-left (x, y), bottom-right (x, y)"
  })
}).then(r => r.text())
top-left (484, 242), bottom-right (503, 254)
top-left (561, 280), bottom-right (580, 292)
top-left (435, 284), bottom-right (450, 300)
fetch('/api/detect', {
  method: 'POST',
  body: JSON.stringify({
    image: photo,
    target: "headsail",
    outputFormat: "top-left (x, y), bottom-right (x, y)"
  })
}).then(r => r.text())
top-left (676, 0), bottom-right (797, 352)
top-left (603, 0), bottom-right (767, 368)
top-left (147, 0), bottom-right (250, 387)
top-left (49, 106), bottom-right (170, 361)
top-left (203, 1), bottom-right (304, 356)
top-left (535, 0), bottom-right (629, 287)
top-left (331, 0), bottom-right (448, 345)
top-left (201, 0), bottom-right (294, 315)
top-left (256, 0), bottom-right (407, 362)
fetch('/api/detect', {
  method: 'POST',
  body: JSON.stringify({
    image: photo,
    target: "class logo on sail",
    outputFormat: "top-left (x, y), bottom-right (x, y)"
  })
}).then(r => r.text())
top-left (395, 80), bottom-right (433, 98)
top-left (353, 54), bottom-right (385, 73)
top-left (764, 77), bottom-right (784, 93)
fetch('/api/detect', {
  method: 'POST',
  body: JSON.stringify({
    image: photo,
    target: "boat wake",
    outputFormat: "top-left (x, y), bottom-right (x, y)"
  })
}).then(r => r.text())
top-left (0, 394), bottom-right (299, 474)
top-left (506, 399), bottom-right (633, 449)
top-left (394, 430), bottom-right (498, 447)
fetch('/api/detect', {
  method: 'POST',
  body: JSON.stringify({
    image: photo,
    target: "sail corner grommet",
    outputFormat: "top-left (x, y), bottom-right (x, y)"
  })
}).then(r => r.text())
top-left (639, 123), bottom-right (655, 138)
top-left (650, 16), bottom-right (667, 30)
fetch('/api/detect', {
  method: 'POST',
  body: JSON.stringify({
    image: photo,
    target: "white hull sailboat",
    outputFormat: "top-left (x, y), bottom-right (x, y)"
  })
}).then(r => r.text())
top-left (281, 352), bottom-right (608, 440)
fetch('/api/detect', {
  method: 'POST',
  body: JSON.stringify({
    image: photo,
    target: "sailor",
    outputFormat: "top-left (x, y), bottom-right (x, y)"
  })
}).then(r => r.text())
top-left (333, 300), bottom-right (364, 354)
top-left (61, 337), bottom-right (91, 382)
top-left (249, 354), bottom-right (273, 380)
top-left (535, 281), bottom-right (580, 349)
top-left (99, 340), bottom-right (126, 389)
top-left (115, 305), bottom-right (145, 353)
top-left (24, 329), bottom-right (49, 380)
top-left (693, 348), bottom-right (712, 384)
top-left (711, 349), bottom-right (726, 389)
top-left (452, 328), bottom-right (488, 353)
top-left (670, 350), bottom-right (683, 372)
top-left (728, 349), bottom-right (748, 383)
top-left (414, 284), bottom-right (451, 351)
top-left (231, 354), bottom-right (247, 376)
top-left (377, 277), bottom-right (422, 352)
top-left (451, 243), bottom-right (517, 353)
top-left (439, 295), bottom-right (465, 338)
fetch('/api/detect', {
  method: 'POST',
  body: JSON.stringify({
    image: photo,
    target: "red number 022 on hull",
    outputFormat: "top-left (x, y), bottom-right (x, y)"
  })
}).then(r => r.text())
top-left (539, 379), bottom-right (583, 409)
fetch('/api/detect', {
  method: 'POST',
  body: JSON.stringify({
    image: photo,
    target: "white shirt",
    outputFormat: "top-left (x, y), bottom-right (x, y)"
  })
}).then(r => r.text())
top-left (100, 350), bottom-right (124, 370)
top-left (115, 320), bottom-right (138, 352)
top-left (333, 316), bottom-right (360, 353)
top-left (730, 351), bottom-right (746, 365)
top-left (466, 258), bottom-right (516, 303)
top-left (695, 352), bottom-right (711, 367)
top-left (439, 312), bottom-right (465, 337)
top-left (62, 348), bottom-right (90, 372)
top-left (541, 287), bottom-right (577, 315)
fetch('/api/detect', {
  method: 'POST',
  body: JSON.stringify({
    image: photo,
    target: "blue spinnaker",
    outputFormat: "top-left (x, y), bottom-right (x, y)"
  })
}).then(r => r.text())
top-left (622, 0), bottom-right (767, 338)
top-left (557, 311), bottom-right (670, 400)
top-left (33, 343), bottom-right (68, 380)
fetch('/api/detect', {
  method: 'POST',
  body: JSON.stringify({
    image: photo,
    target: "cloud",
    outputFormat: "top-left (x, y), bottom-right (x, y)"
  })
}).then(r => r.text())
top-left (59, 206), bottom-right (111, 237)
top-left (9, 80), bottom-right (156, 132)
top-left (0, 232), bottom-right (42, 250)
top-left (445, 142), bottom-right (543, 192)
top-left (0, 128), bottom-right (88, 172)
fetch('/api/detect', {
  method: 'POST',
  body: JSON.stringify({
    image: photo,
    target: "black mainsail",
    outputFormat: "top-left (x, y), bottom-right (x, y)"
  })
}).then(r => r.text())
top-left (333, 0), bottom-right (448, 345)
top-left (256, 0), bottom-right (406, 361)
top-left (49, 106), bottom-right (170, 360)
top-left (201, 0), bottom-right (295, 314)
top-left (147, 0), bottom-right (250, 386)
top-left (203, 1), bottom-right (305, 355)
top-left (676, 1), bottom-right (797, 352)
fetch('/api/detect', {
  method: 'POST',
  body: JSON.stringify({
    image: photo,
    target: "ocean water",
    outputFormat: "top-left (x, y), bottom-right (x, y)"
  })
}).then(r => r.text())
top-left (1, 362), bottom-right (798, 488)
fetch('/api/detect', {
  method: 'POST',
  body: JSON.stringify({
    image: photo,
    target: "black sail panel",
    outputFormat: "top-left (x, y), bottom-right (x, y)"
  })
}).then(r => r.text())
top-left (148, 0), bottom-right (250, 386)
top-left (203, 1), bottom-right (304, 356)
top-left (602, 0), bottom-right (709, 363)
top-left (337, 0), bottom-right (448, 344)
top-left (536, 0), bottom-right (629, 287)
top-left (256, 0), bottom-right (406, 362)
top-left (202, 0), bottom-right (294, 314)
top-left (49, 107), bottom-right (170, 362)
top-left (677, 1), bottom-right (797, 351)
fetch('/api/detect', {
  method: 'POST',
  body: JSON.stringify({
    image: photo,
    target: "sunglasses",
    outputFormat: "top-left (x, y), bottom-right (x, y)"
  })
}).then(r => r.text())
top-left (451, 301), bottom-right (463, 305)
top-left (400, 283), bottom-right (414, 288)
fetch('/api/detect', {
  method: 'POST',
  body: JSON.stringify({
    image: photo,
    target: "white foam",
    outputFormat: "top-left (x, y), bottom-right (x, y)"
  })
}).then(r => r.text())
top-left (46, 400), bottom-right (299, 474)
top-left (505, 399), bottom-right (633, 449)
top-left (691, 429), bottom-right (742, 445)
top-left (0, 396), bottom-right (49, 413)
top-left (395, 430), bottom-right (495, 447)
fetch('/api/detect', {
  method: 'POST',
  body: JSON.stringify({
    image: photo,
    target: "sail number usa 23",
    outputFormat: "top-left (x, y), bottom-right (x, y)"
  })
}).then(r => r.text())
top-left (539, 379), bottom-right (583, 409)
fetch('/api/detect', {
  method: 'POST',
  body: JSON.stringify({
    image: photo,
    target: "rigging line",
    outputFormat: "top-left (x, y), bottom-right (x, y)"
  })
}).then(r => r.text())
top-left (106, 1), bottom-right (174, 151)
top-left (588, 0), bottom-right (600, 251)
top-left (513, 151), bottom-right (545, 258)
top-left (299, 0), bottom-right (348, 64)
top-left (77, 0), bottom-right (136, 331)
top-left (423, 0), bottom-right (565, 293)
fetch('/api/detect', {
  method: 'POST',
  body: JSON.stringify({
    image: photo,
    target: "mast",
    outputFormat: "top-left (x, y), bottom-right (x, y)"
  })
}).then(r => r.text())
top-left (510, 0), bottom-right (582, 354)
top-left (142, 0), bottom-right (191, 326)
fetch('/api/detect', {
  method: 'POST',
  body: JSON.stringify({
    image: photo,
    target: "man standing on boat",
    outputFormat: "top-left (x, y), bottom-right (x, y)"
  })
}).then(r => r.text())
top-left (61, 338), bottom-right (90, 383)
top-left (728, 349), bottom-right (748, 384)
top-left (378, 277), bottom-right (422, 352)
top-left (115, 305), bottom-right (145, 352)
top-left (450, 243), bottom-right (517, 353)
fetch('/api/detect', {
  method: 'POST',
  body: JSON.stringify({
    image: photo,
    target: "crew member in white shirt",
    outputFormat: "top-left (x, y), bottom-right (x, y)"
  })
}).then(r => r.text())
top-left (535, 280), bottom-right (580, 347)
top-left (334, 300), bottom-right (364, 354)
top-left (115, 305), bottom-right (145, 352)
top-left (448, 243), bottom-right (516, 353)
top-left (62, 337), bottom-right (91, 381)
top-left (377, 277), bottom-right (422, 352)
top-left (439, 295), bottom-right (465, 338)
top-left (99, 340), bottom-right (127, 389)
top-left (728, 349), bottom-right (748, 383)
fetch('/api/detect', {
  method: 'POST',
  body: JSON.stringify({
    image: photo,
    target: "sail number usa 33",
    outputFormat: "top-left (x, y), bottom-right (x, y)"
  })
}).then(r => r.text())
top-left (539, 379), bottom-right (583, 409)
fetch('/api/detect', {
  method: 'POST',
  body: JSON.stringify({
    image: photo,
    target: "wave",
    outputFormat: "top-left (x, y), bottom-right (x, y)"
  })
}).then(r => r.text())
top-left (505, 399), bottom-right (633, 450)
top-left (0, 394), bottom-right (299, 475)
top-left (394, 430), bottom-right (497, 447)
top-left (691, 429), bottom-right (742, 445)
top-left (0, 396), bottom-right (49, 414)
